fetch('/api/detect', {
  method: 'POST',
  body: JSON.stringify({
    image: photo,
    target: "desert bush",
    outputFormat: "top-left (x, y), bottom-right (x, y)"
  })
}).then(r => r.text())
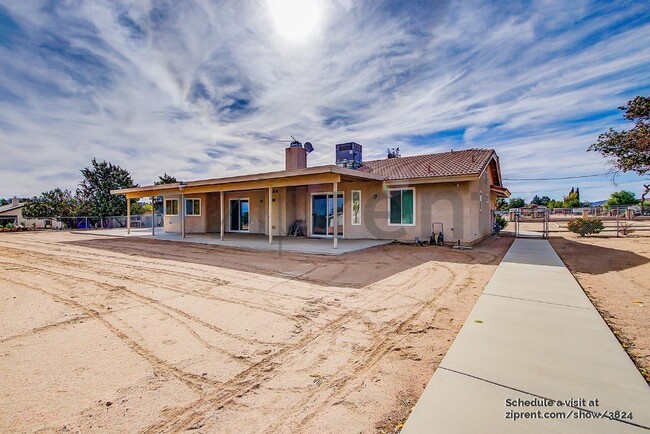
top-left (619, 222), bottom-right (635, 236)
top-left (567, 218), bottom-right (604, 236)
top-left (494, 215), bottom-right (508, 231)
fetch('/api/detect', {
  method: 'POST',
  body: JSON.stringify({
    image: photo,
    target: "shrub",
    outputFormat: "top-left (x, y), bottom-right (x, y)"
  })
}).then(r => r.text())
top-left (567, 218), bottom-right (604, 236)
top-left (6, 223), bottom-right (14, 230)
top-left (494, 215), bottom-right (508, 230)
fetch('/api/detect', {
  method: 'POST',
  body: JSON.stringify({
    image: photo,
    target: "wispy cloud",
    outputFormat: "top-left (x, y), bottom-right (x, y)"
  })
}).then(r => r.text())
top-left (0, 0), bottom-right (648, 201)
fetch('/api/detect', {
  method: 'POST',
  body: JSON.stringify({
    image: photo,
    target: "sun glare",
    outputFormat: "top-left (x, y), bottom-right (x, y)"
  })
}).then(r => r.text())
top-left (267, 0), bottom-right (322, 43)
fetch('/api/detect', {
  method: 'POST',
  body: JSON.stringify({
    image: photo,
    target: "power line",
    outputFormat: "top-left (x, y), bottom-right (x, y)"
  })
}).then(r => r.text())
top-left (506, 161), bottom-right (607, 175)
top-left (503, 173), bottom-right (609, 181)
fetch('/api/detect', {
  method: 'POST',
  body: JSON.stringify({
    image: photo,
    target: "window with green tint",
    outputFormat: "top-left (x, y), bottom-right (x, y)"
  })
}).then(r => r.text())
top-left (402, 189), bottom-right (414, 224)
top-left (389, 189), bottom-right (415, 225)
top-left (390, 190), bottom-right (402, 224)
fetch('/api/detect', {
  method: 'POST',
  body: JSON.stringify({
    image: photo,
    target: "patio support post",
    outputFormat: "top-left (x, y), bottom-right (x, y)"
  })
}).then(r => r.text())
top-left (269, 186), bottom-right (273, 244)
top-left (333, 181), bottom-right (338, 249)
top-left (127, 196), bottom-right (131, 235)
top-left (220, 190), bottom-right (224, 241)
top-left (181, 193), bottom-right (185, 238)
top-left (151, 196), bottom-right (155, 237)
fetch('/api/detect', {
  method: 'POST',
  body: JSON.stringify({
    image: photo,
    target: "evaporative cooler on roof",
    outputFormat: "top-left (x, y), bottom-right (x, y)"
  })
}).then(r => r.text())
top-left (335, 142), bottom-right (362, 169)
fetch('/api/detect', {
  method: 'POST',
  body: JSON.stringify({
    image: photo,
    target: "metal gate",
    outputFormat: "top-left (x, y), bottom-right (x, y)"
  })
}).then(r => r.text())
top-left (513, 208), bottom-right (549, 238)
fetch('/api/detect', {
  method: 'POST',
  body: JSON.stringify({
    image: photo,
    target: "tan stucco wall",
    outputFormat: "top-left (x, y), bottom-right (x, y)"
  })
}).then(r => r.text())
top-left (162, 193), bottom-right (211, 234)
top-left (467, 169), bottom-right (495, 241)
top-left (162, 176), bottom-right (494, 243)
top-left (326, 181), bottom-right (474, 243)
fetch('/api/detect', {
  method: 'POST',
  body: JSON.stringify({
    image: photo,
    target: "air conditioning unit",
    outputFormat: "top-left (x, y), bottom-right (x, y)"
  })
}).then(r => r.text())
top-left (335, 142), bottom-right (362, 169)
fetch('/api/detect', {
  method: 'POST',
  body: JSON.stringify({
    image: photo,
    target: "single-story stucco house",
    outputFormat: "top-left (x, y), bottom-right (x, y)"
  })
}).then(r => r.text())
top-left (0, 197), bottom-right (66, 229)
top-left (0, 197), bottom-right (24, 226)
top-left (112, 143), bottom-right (510, 248)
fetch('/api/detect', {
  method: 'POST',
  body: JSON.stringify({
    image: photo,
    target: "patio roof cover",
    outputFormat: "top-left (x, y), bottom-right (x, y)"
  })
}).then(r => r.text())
top-left (111, 165), bottom-right (385, 199)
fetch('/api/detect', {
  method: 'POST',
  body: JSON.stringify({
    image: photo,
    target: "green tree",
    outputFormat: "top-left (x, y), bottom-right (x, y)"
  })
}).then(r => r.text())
top-left (546, 199), bottom-right (563, 209)
top-left (589, 96), bottom-right (650, 213)
top-left (154, 173), bottom-right (177, 185)
top-left (0, 198), bottom-right (8, 206)
top-left (508, 197), bottom-right (525, 209)
top-left (496, 198), bottom-right (509, 210)
top-left (22, 188), bottom-right (79, 218)
top-left (153, 173), bottom-right (178, 213)
top-left (589, 96), bottom-right (650, 176)
top-left (605, 190), bottom-right (638, 208)
top-left (76, 158), bottom-right (137, 216)
top-left (563, 191), bottom-right (581, 208)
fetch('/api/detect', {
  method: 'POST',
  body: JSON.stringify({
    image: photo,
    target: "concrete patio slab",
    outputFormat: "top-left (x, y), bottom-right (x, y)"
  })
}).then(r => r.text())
top-left (402, 238), bottom-right (650, 434)
top-left (74, 228), bottom-right (393, 255)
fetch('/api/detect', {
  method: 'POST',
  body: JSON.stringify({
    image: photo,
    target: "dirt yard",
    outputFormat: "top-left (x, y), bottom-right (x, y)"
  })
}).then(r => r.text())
top-left (0, 231), bottom-right (511, 433)
top-left (549, 233), bottom-right (650, 383)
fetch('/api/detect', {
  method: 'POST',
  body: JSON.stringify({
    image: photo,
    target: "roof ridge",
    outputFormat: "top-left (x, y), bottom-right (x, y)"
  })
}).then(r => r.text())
top-left (362, 148), bottom-right (494, 165)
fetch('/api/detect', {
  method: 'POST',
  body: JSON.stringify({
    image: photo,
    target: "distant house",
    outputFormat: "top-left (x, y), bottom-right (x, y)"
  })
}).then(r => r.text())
top-left (0, 197), bottom-right (24, 225)
top-left (112, 144), bottom-right (510, 247)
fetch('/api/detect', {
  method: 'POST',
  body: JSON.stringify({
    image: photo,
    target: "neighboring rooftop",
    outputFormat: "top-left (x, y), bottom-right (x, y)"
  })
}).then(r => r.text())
top-left (359, 148), bottom-right (498, 181)
top-left (0, 197), bottom-right (23, 213)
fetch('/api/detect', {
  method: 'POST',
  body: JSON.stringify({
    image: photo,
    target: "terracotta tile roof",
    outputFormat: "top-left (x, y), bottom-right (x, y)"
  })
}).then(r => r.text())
top-left (358, 148), bottom-right (496, 181)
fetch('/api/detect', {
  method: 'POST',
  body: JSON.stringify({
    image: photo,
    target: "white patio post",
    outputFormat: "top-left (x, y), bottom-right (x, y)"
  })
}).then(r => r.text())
top-left (333, 181), bottom-right (338, 249)
top-left (269, 186), bottom-right (273, 244)
top-left (181, 193), bottom-right (185, 238)
top-left (126, 196), bottom-right (131, 234)
top-left (151, 196), bottom-right (155, 237)
top-left (220, 190), bottom-right (224, 241)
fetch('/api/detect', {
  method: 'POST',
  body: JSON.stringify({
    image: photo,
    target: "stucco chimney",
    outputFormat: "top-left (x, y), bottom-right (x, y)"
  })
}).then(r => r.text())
top-left (11, 196), bottom-right (19, 206)
top-left (285, 146), bottom-right (307, 171)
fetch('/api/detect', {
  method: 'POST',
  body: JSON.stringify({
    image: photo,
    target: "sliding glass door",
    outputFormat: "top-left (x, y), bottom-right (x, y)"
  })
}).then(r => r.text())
top-left (311, 193), bottom-right (343, 236)
top-left (229, 199), bottom-right (249, 232)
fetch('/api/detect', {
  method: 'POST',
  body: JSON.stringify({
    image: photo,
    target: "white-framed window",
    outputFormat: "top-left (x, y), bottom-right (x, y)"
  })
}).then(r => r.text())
top-left (480, 191), bottom-right (483, 212)
top-left (351, 190), bottom-right (361, 225)
top-left (185, 198), bottom-right (201, 216)
top-left (388, 188), bottom-right (415, 225)
top-left (165, 199), bottom-right (179, 216)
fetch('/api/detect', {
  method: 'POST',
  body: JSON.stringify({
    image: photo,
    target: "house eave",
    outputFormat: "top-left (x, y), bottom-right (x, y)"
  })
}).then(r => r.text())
top-left (111, 165), bottom-right (385, 198)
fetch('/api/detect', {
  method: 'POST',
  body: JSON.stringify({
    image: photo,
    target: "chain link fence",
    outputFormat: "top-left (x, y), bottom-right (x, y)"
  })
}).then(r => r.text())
top-left (5, 214), bottom-right (164, 230)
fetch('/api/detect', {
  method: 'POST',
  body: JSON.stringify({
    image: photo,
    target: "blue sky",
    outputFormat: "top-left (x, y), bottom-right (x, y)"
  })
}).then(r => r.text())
top-left (1, 0), bottom-right (649, 202)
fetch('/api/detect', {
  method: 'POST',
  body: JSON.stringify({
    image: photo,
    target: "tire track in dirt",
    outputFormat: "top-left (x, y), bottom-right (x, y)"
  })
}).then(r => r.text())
top-left (0, 244), bottom-right (302, 322)
top-left (1, 274), bottom-right (219, 393)
top-left (145, 262), bottom-right (457, 433)
top-left (0, 315), bottom-right (89, 344)
top-left (263, 263), bottom-right (458, 433)
top-left (0, 234), bottom-right (498, 431)
top-left (0, 258), bottom-right (274, 351)
top-left (0, 242), bottom-right (349, 320)
top-left (20, 237), bottom-right (362, 291)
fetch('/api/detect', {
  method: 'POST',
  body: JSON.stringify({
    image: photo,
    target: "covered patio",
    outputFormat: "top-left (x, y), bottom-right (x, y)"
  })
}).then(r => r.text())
top-left (77, 228), bottom-right (392, 256)
top-left (111, 165), bottom-right (384, 251)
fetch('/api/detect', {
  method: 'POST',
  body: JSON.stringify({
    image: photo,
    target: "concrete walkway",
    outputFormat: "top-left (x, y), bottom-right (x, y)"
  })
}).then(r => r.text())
top-left (402, 239), bottom-right (650, 433)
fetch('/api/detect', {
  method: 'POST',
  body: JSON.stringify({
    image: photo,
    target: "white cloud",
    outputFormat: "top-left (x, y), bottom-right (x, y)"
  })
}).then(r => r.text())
top-left (0, 0), bottom-right (648, 202)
